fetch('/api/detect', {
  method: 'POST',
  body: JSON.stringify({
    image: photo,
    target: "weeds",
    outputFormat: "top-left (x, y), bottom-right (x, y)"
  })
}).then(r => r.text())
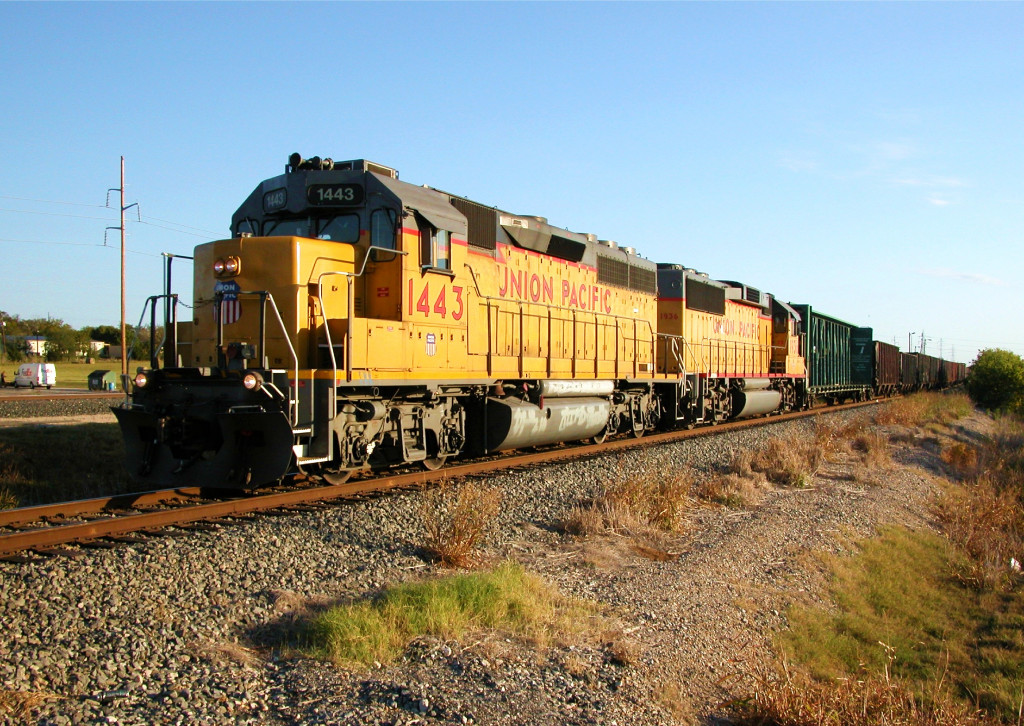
top-left (0, 486), bottom-right (17, 510)
top-left (728, 660), bottom-right (999, 725)
top-left (696, 472), bottom-right (766, 507)
top-left (420, 480), bottom-right (502, 568)
top-left (303, 561), bottom-right (602, 667)
top-left (0, 689), bottom-right (58, 721)
top-left (875, 392), bottom-right (973, 428)
top-left (934, 416), bottom-right (1024, 590)
top-left (775, 526), bottom-right (1024, 721)
top-left (563, 470), bottom-right (691, 537)
top-left (0, 425), bottom-right (136, 505)
top-left (853, 430), bottom-right (892, 468)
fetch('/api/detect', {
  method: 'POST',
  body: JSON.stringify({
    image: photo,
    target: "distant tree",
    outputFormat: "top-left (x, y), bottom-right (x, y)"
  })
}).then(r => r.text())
top-left (3, 339), bottom-right (23, 363)
top-left (89, 325), bottom-right (121, 345)
top-left (44, 326), bottom-right (88, 362)
top-left (965, 349), bottom-right (1024, 414)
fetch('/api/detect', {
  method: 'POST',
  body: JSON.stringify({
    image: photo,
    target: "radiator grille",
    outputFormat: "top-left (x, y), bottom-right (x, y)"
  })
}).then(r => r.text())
top-left (597, 255), bottom-right (629, 288)
top-left (686, 278), bottom-right (726, 315)
top-left (449, 196), bottom-right (498, 250)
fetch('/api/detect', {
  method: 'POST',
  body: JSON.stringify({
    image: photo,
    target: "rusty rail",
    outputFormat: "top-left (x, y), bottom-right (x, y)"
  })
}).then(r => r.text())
top-left (0, 399), bottom-right (881, 557)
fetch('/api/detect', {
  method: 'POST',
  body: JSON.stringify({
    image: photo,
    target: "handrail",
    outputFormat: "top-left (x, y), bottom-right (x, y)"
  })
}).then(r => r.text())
top-left (214, 290), bottom-right (300, 427)
top-left (133, 294), bottom-right (178, 370)
top-left (462, 264), bottom-right (659, 379)
top-left (316, 245), bottom-right (409, 387)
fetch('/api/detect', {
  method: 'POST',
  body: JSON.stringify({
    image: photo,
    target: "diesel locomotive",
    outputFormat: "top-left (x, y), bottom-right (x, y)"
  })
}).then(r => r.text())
top-left (112, 154), bottom-right (959, 489)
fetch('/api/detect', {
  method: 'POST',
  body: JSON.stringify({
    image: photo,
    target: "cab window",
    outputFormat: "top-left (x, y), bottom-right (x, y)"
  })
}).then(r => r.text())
top-left (264, 218), bottom-right (310, 237)
top-left (235, 218), bottom-right (258, 237)
top-left (370, 208), bottom-right (397, 249)
top-left (418, 216), bottom-right (451, 271)
top-left (317, 214), bottom-right (359, 243)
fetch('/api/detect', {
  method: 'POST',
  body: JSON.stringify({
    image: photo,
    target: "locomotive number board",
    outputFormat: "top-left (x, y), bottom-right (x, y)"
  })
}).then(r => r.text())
top-left (306, 183), bottom-right (365, 206)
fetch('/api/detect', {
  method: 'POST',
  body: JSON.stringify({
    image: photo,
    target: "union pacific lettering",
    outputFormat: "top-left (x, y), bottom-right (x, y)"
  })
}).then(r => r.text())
top-left (497, 267), bottom-right (613, 313)
top-left (712, 318), bottom-right (761, 340)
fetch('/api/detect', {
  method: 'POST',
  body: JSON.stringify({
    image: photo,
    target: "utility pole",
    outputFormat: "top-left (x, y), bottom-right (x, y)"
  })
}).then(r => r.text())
top-left (107, 157), bottom-right (138, 384)
top-left (908, 332), bottom-right (915, 353)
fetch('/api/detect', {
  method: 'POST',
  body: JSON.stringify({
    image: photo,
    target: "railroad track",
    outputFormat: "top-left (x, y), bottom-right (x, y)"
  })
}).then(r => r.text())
top-left (0, 399), bottom-right (881, 560)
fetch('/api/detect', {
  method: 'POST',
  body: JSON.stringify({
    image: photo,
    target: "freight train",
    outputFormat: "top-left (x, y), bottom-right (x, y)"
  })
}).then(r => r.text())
top-left (112, 155), bottom-right (966, 488)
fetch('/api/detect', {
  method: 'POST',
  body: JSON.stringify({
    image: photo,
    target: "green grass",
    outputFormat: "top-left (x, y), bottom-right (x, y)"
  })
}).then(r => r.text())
top-left (0, 424), bottom-right (138, 507)
top-left (0, 360), bottom-right (127, 389)
top-left (783, 526), bottom-right (1024, 720)
top-left (303, 561), bottom-right (602, 667)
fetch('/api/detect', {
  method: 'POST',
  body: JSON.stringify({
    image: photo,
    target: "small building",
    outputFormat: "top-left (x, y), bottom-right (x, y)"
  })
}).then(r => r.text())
top-left (88, 370), bottom-right (120, 391)
top-left (23, 336), bottom-right (48, 356)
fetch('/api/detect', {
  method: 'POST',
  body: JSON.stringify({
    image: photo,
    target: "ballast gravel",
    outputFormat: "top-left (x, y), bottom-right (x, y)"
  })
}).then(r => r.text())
top-left (0, 407), bottom-right (986, 725)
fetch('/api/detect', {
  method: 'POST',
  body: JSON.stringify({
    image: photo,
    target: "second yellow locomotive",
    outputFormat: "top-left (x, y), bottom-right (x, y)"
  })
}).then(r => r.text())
top-left (114, 155), bottom-right (807, 487)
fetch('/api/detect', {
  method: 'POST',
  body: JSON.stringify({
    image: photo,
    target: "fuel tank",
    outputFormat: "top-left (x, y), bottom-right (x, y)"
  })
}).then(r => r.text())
top-left (731, 389), bottom-right (782, 418)
top-left (486, 396), bottom-right (610, 451)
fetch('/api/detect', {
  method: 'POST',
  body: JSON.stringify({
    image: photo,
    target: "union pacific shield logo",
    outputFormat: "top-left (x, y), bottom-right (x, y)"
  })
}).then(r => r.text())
top-left (214, 280), bottom-right (242, 325)
top-left (425, 333), bottom-right (436, 357)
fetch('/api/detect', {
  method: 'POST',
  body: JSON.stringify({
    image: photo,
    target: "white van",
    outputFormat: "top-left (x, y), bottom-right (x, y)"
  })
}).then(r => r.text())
top-left (15, 363), bottom-right (56, 389)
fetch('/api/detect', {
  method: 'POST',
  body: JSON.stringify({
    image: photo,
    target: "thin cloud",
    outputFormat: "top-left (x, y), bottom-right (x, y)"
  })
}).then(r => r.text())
top-left (778, 153), bottom-right (818, 173)
top-left (920, 267), bottom-right (1006, 287)
top-left (892, 175), bottom-right (968, 188)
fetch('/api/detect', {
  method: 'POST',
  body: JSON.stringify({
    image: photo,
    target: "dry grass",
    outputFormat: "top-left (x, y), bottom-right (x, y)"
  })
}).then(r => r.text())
top-left (656, 681), bottom-right (695, 723)
top-left (937, 475), bottom-right (1023, 590)
top-left (0, 689), bottom-right (59, 720)
top-left (563, 471), bottom-right (691, 537)
top-left (942, 441), bottom-right (979, 478)
top-left (194, 640), bottom-right (263, 669)
top-left (420, 480), bottom-right (502, 568)
top-left (0, 486), bottom-right (17, 510)
top-left (934, 415), bottom-right (1024, 590)
top-left (0, 424), bottom-right (137, 505)
top-left (696, 472), bottom-right (767, 507)
top-left (602, 628), bottom-right (641, 666)
top-left (853, 430), bottom-right (892, 468)
top-left (728, 661), bottom-right (1000, 726)
top-left (875, 392), bottom-right (974, 428)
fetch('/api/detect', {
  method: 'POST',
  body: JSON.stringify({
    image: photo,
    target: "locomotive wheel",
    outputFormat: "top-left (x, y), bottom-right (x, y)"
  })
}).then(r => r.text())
top-left (322, 468), bottom-right (353, 485)
top-left (422, 455), bottom-right (448, 471)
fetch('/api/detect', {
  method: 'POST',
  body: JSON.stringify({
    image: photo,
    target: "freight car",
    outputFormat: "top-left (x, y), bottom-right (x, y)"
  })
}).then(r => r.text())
top-left (870, 340), bottom-right (902, 398)
top-left (787, 305), bottom-right (872, 404)
top-left (112, 154), bottom-right (960, 489)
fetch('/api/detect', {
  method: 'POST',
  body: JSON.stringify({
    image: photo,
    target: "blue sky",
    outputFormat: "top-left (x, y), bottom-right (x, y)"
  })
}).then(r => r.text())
top-left (1, 2), bottom-right (1021, 362)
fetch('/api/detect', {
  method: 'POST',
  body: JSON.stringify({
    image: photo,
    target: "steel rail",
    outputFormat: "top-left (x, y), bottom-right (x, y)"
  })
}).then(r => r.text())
top-left (0, 399), bottom-right (881, 557)
top-left (0, 488), bottom-right (217, 528)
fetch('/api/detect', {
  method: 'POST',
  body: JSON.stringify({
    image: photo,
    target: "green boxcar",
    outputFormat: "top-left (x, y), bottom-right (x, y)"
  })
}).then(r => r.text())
top-left (790, 305), bottom-right (872, 403)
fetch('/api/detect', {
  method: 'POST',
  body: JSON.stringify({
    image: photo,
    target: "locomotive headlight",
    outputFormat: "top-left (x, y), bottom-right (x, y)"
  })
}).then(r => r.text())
top-left (242, 370), bottom-right (263, 391)
top-left (213, 258), bottom-right (226, 275)
top-left (134, 372), bottom-right (149, 389)
top-left (224, 256), bottom-right (240, 275)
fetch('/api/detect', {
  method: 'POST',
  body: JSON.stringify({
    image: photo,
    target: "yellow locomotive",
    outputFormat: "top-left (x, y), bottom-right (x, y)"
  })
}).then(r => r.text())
top-left (114, 155), bottom-right (806, 487)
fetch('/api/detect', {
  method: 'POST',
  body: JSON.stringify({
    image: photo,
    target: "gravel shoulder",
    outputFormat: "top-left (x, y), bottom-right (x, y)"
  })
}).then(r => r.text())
top-left (0, 406), bottom-right (989, 725)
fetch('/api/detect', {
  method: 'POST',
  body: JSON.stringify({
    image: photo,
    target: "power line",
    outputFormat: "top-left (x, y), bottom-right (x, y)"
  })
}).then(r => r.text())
top-left (0, 197), bottom-right (221, 238)
top-left (0, 206), bottom-right (118, 222)
top-left (0, 237), bottom-right (163, 258)
top-left (0, 194), bottom-right (109, 209)
top-left (137, 219), bottom-right (215, 238)
top-left (139, 214), bottom-right (220, 237)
